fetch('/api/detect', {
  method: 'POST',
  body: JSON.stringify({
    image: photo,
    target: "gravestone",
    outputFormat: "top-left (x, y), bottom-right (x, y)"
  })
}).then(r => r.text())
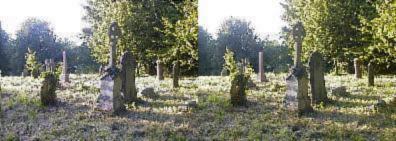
top-left (258, 51), bottom-right (268, 82)
top-left (60, 51), bottom-right (70, 83)
top-left (45, 59), bottom-right (50, 71)
top-left (40, 72), bottom-right (57, 106)
top-left (49, 59), bottom-right (55, 72)
top-left (120, 51), bottom-right (137, 103)
top-left (309, 51), bottom-right (328, 104)
top-left (368, 62), bottom-right (374, 86)
top-left (96, 21), bottom-right (126, 115)
top-left (354, 58), bottom-right (362, 79)
top-left (284, 22), bottom-right (313, 115)
top-left (173, 61), bottom-right (180, 88)
top-left (156, 60), bottom-right (164, 80)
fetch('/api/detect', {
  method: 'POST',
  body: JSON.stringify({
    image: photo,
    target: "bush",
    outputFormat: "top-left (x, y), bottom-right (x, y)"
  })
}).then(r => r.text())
top-left (40, 72), bottom-right (58, 106)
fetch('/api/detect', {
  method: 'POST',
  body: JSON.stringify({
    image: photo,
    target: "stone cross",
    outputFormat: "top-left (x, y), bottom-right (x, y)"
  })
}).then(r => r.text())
top-left (354, 58), bottom-right (362, 79)
top-left (173, 61), bottom-right (180, 88)
top-left (368, 61), bottom-right (374, 86)
top-left (284, 22), bottom-right (313, 115)
top-left (61, 51), bottom-right (70, 83)
top-left (120, 51), bottom-right (137, 103)
top-left (108, 22), bottom-right (120, 68)
top-left (156, 60), bottom-right (164, 80)
top-left (97, 21), bottom-right (125, 115)
top-left (258, 51), bottom-right (268, 82)
top-left (309, 51), bottom-right (328, 104)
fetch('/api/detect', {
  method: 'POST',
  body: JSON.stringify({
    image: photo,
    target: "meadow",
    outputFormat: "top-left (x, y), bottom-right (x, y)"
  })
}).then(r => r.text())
top-left (0, 73), bottom-right (395, 140)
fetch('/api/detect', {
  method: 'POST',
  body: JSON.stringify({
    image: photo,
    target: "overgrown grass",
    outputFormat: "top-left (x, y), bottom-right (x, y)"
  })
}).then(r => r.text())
top-left (0, 73), bottom-right (395, 140)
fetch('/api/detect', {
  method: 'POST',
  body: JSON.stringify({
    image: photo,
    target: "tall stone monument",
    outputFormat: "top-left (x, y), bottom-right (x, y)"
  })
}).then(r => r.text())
top-left (156, 60), bottom-right (164, 80)
top-left (354, 58), bottom-right (362, 79)
top-left (120, 51), bottom-right (137, 103)
top-left (96, 21), bottom-right (126, 115)
top-left (284, 22), bottom-right (313, 115)
top-left (309, 51), bottom-right (328, 104)
top-left (368, 61), bottom-right (374, 86)
top-left (173, 61), bottom-right (180, 88)
top-left (258, 51), bottom-right (268, 82)
top-left (60, 51), bottom-right (70, 83)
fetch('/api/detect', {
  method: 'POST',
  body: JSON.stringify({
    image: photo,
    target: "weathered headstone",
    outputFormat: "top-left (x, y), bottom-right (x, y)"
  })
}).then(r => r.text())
top-left (49, 59), bottom-right (55, 72)
top-left (258, 51), bottom-right (268, 82)
top-left (96, 21), bottom-right (125, 115)
top-left (368, 61), bottom-right (374, 86)
top-left (156, 60), bottom-right (164, 80)
top-left (354, 58), bottom-right (362, 79)
top-left (309, 51), bottom-right (328, 104)
top-left (45, 59), bottom-right (50, 71)
top-left (40, 72), bottom-right (57, 106)
top-left (120, 51), bottom-right (137, 103)
top-left (60, 51), bottom-right (70, 83)
top-left (284, 22), bottom-right (313, 115)
top-left (173, 61), bottom-right (180, 88)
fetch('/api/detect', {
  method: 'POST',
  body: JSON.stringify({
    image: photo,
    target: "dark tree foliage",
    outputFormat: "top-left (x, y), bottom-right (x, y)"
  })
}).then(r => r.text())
top-left (83, 0), bottom-right (198, 75)
top-left (0, 22), bottom-right (10, 75)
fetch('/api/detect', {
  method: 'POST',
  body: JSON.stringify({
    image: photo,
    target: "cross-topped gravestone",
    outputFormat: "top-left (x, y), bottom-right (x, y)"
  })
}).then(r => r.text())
top-left (156, 60), bottom-right (164, 80)
top-left (60, 51), bottom-right (70, 83)
top-left (120, 51), bottom-right (137, 103)
top-left (354, 58), bottom-right (362, 79)
top-left (97, 21), bottom-right (125, 115)
top-left (108, 22), bottom-right (120, 68)
top-left (309, 51), bottom-right (328, 104)
top-left (284, 22), bottom-right (313, 115)
top-left (258, 51), bottom-right (268, 82)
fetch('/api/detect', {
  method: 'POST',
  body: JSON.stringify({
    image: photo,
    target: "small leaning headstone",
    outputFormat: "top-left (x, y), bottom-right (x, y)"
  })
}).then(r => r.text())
top-left (96, 21), bottom-right (126, 115)
top-left (156, 60), bottom-right (164, 80)
top-left (173, 61), bottom-right (180, 88)
top-left (309, 51), bottom-right (329, 104)
top-left (354, 58), bottom-right (362, 79)
top-left (120, 51), bottom-right (137, 103)
top-left (368, 61), bottom-right (374, 86)
top-left (284, 22), bottom-right (313, 115)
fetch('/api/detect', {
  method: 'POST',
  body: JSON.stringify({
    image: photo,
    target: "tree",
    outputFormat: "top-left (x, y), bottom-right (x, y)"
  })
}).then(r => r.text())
top-left (216, 17), bottom-right (262, 72)
top-left (281, 0), bottom-right (376, 74)
top-left (83, 0), bottom-right (196, 74)
top-left (361, 0), bottom-right (396, 73)
top-left (0, 21), bottom-right (10, 75)
top-left (9, 18), bottom-right (60, 75)
top-left (25, 48), bottom-right (40, 78)
top-left (198, 26), bottom-right (216, 75)
top-left (161, 0), bottom-right (198, 75)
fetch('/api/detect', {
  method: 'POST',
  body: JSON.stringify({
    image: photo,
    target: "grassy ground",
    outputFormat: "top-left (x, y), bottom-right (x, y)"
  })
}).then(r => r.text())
top-left (0, 73), bottom-right (395, 140)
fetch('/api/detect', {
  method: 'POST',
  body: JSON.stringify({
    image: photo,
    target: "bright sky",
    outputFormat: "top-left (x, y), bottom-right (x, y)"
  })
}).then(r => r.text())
top-left (0, 0), bottom-right (85, 39)
top-left (199, 0), bottom-right (285, 39)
